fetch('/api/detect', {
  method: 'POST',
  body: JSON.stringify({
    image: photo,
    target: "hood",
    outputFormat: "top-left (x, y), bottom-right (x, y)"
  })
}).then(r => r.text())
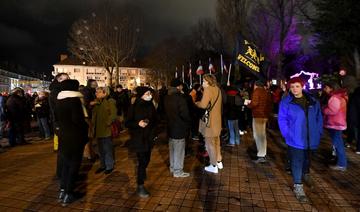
top-left (331, 89), bottom-right (348, 101)
top-left (167, 87), bottom-right (179, 95)
top-left (58, 79), bottom-right (79, 92)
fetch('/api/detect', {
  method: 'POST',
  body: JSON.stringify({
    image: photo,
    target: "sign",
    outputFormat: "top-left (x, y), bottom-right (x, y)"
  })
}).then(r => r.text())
top-left (235, 34), bottom-right (266, 79)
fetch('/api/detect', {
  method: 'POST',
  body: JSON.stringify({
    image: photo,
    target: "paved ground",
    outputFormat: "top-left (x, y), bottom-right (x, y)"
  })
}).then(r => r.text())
top-left (0, 127), bottom-right (360, 211)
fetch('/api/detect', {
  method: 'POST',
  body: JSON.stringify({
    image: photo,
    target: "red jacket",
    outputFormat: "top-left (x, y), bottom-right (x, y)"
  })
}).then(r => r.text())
top-left (247, 87), bottom-right (273, 118)
top-left (323, 89), bottom-right (348, 130)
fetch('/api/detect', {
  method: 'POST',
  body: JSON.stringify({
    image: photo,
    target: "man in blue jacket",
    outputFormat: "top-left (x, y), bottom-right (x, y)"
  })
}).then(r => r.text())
top-left (278, 77), bottom-right (323, 203)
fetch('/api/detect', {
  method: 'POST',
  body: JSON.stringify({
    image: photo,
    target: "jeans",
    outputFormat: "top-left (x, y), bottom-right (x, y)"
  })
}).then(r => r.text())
top-left (8, 121), bottom-right (25, 146)
top-left (97, 137), bottom-right (114, 170)
top-left (137, 151), bottom-right (152, 185)
top-left (288, 146), bottom-right (310, 184)
top-left (328, 129), bottom-right (347, 167)
top-left (227, 119), bottom-right (240, 145)
top-left (169, 138), bottom-right (185, 174)
top-left (252, 118), bottom-right (268, 157)
top-left (204, 136), bottom-right (222, 165)
top-left (38, 117), bottom-right (51, 138)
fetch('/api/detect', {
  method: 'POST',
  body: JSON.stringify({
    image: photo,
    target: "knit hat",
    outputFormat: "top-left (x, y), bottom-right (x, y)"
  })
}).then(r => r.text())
top-left (254, 80), bottom-right (265, 87)
top-left (135, 86), bottom-right (152, 98)
top-left (170, 78), bottom-right (182, 87)
top-left (288, 77), bottom-right (304, 87)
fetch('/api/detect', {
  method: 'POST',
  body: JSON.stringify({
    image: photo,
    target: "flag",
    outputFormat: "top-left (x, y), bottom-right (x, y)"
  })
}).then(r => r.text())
top-left (175, 67), bottom-right (178, 78)
top-left (235, 33), bottom-right (266, 80)
top-left (208, 58), bottom-right (215, 74)
top-left (196, 64), bottom-right (204, 75)
top-left (181, 65), bottom-right (185, 82)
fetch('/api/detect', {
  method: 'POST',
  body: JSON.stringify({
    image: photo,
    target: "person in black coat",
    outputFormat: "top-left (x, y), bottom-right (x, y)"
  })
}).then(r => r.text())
top-left (55, 79), bottom-right (88, 206)
top-left (49, 73), bottom-right (70, 179)
top-left (6, 87), bottom-right (27, 146)
top-left (164, 79), bottom-right (191, 177)
top-left (125, 86), bottom-right (157, 198)
top-left (349, 85), bottom-right (360, 153)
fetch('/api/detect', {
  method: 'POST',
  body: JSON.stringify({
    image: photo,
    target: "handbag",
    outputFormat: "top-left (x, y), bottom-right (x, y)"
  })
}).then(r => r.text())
top-left (111, 119), bottom-right (121, 138)
top-left (200, 90), bottom-right (220, 127)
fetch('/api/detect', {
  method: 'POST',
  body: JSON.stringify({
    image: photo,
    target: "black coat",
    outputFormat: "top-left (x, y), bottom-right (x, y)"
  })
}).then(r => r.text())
top-left (55, 80), bottom-right (88, 157)
top-left (164, 88), bottom-right (191, 139)
top-left (49, 80), bottom-right (62, 130)
top-left (5, 94), bottom-right (26, 122)
top-left (126, 98), bottom-right (157, 152)
top-left (349, 86), bottom-right (360, 128)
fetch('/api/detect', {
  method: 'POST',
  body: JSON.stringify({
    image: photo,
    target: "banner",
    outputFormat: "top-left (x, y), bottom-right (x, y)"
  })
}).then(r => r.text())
top-left (235, 34), bottom-right (266, 80)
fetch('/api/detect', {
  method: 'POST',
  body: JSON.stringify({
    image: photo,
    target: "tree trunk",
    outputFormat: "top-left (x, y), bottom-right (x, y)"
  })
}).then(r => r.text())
top-left (354, 48), bottom-right (360, 79)
top-left (114, 66), bottom-right (119, 87)
top-left (106, 70), bottom-right (112, 86)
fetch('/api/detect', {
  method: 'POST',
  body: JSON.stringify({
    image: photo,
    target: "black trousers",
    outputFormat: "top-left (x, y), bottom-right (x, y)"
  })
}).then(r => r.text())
top-left (60, 152), bottom-right (83, 194)
top-left (136, 151), bottom-right (152, 185)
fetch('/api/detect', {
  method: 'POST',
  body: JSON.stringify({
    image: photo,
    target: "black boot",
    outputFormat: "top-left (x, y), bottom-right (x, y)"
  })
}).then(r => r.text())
top-left (136, 185), bottom-right (150, 198)
top-left (58, 189), bottom-right (65, 203)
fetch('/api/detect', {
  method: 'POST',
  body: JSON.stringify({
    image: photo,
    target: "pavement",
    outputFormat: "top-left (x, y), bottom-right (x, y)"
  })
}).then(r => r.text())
top-left (0, 127), bottom-right (360, 211)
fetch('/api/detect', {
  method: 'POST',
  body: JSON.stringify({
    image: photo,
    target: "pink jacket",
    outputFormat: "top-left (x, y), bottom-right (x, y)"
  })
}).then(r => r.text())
top-left (322, 89), bottom-right (348, 130)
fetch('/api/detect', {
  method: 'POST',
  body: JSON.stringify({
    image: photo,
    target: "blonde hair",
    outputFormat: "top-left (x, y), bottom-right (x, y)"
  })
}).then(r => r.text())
top-left (203, 74), bottom-right (218, 87)
top-left (96, 86), bottom-right (110, 97)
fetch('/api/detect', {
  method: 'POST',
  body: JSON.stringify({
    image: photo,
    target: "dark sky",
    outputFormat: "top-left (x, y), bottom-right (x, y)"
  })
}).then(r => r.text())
top-left (0, 0), bottom-right (216, 74)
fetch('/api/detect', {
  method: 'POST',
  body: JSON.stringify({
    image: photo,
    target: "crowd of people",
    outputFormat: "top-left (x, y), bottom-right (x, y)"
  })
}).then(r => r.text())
top-left (1, 71), bottom-right (359, 206)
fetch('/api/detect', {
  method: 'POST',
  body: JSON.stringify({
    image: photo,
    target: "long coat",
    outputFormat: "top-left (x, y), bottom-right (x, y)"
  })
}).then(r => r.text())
top-left (92, 98), bottom-right (117, 138)
top-left (125, 98), bottom-right (157, 152)
top-left (55, 80), bottom-right (88, 157)
top-left (196, 85), bottom-right (222, 137)
top-left (164, 87), bottom-right (191, 139)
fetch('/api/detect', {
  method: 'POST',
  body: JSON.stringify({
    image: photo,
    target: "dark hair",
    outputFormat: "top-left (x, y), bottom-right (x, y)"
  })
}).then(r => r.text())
top-left (192, 83), bottom-right (201, 91)
top-left (116, 84), bottom-right (123, 89)
top-left (324, 81), bottom-right (340, 90)
top-left (55, 73), bottom-right (69, 81)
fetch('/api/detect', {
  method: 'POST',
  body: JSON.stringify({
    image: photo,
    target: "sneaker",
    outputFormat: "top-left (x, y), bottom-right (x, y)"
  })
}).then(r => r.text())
top-left (104, 169), bottom-right (113, 174)
top-left (356, 151), bottom-right (360, 155)
top-left (217, 161), bottom-right (223, 170)
top-left (253, 157), bottom-right (267, 163)
top-left (192, 136), bottom-right (200, 141)
top-left (239, 130), bottom-right (245, 135)
top-left (345, 143), bottom-right (351, 148)
top-left (226, 143), bottom-right (235, 147)
top-left (303, 174), bottom-right (314, 189)
top-left (173, 172), bottom-right (190, 178)
top-left (204, 165), bottom-right (218, 173)
top-left (95, 167), bottom-right (105, 174)
top-left (243, 130), bottom-right (248, 134)
top-left (58, 189), bottom-right (65, 203)
top-left (293, 184), bottom-right (308, 203)
top-left (136, 185), bottom-right (150, 198)
top-left (329, 165), bottom-right (347, 171)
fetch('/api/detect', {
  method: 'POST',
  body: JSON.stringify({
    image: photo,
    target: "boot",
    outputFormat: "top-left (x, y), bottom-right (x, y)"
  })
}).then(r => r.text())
top-left (293, 184), bottom-right (308, 203)
top-left (136, 185), bottom-right (150, 198)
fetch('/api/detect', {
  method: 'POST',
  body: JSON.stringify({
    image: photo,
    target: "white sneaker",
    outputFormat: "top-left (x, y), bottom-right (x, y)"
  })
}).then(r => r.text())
top-left (217, 161), bottom-right (223, 169)
top-left (205, 165), bottom-right (218, 173)
top-left (356, 151), bottom-right (360, 155)
top-left (239, 130), bottom-right (244, 135)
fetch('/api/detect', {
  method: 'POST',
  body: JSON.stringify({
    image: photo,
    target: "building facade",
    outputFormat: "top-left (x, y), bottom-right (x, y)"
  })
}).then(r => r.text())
top-left (0, 68), bottom-right (51, 94)
top-left (52, 55), bottom-right (150, 90)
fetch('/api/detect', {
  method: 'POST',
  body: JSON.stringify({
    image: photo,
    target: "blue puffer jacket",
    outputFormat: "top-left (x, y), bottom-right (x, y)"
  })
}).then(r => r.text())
top-left (278, 92), bottom-right (323, 150)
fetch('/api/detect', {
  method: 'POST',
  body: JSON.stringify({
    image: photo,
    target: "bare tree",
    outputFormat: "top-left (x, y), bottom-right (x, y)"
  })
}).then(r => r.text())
top-left (190, 18), bottom-right (225, 54)
top-left (216, 0), bottom-right (253, 52)
top-left (68, 4), bottom-right (143, 86)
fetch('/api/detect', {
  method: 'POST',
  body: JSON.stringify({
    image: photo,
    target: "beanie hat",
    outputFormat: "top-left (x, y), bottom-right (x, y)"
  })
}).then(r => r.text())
top-left (254, 80), bottom-right (265, 87)
top-left (135, 86), bottom-right (152, 98)
top-left (170, 78), bottom-right (182, 87)
top-left (288, 77), bottom-right (304, 87)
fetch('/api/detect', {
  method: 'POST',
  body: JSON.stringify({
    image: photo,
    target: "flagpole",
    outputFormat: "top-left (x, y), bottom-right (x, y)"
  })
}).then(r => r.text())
top-left (220, 54), bottom-right (224, 75)
top-left (182, 65), bottom-right (185, 83)
top-left (209, 58), bottom-right (211, 75)
top-left (227, 64), bottom-right (232, 86)
top-left (189, 63), bottom-right (193, 88)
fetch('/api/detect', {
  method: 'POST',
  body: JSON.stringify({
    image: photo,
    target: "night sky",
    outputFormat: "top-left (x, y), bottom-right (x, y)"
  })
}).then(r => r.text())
top-left (0, 0), bottom-right (216, 74)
